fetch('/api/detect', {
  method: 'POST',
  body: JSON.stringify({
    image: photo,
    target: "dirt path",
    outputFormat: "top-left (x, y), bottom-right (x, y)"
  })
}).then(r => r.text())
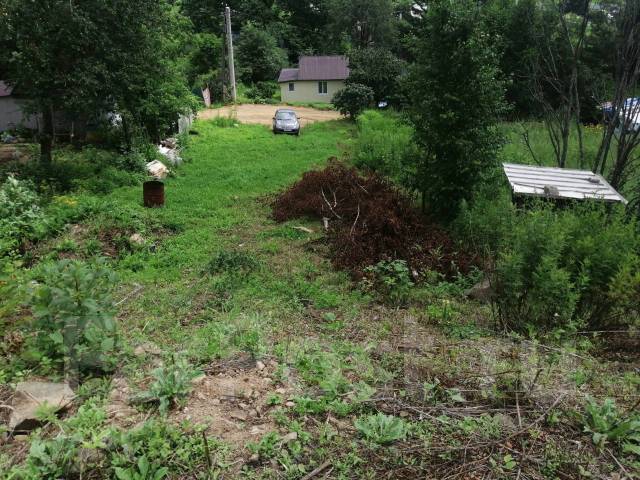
top-left (198, 103), bottom-right (343, 126)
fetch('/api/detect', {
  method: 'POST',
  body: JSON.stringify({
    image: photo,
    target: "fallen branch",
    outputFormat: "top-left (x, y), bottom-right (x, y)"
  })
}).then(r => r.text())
top-left (301, 460), bottom-right (331, 480)
top-left (115, 283), bottom-right (144, 307)
top-left (321, 188), bottom-right (342, 219)
top-left (350, 203), bottom-right (360, 237)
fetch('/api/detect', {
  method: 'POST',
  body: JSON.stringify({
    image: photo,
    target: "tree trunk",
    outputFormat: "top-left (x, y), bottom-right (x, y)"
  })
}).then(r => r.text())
top-left (39, 107), bottom-right (54, 164)
top-left (122, 115), bottom-right (132, 152)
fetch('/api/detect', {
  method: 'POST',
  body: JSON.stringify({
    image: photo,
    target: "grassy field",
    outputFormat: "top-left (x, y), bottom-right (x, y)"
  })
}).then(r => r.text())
top-left (502, 122), bottom-right (609, 171)
top-left (1, 117), bottom-right (638, 479)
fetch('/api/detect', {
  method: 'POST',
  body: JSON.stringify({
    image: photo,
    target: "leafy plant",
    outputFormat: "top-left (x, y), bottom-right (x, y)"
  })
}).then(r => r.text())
top-left (583, 398), bottom-right (640, 455)
top-left (0, 176), bottom-right (45, 256)
top-left (206, 250), bottom-right (259, 276)
top-left (114, 456), bottom-right (168, 480)
top-left (364, 259), bottom-right (414, 305)
top-left (489, 454), bottom-right (517, 476)
top-left (354, 413), bottom-right (409, 445)
top-left (135, 356), bottom-right (200, 415)
top-left (25, 259), bottom-right (119, 375)
top-left (248, 432), bottom-right (281, 459)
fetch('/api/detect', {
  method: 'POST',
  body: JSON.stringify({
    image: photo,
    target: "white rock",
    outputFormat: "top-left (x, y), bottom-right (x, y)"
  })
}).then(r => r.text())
top-left (10, 381), bottom-right (75, 431)
top-left (146, 160), bottom-right (169, 179)
top-left (129, 233), bottom-right (145, 246)
top-left (282, 432), bottom-right (298, 443)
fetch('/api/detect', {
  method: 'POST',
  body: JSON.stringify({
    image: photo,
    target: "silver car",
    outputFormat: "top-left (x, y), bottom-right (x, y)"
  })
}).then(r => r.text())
top-left (272, 109), bottom-right (300, 135)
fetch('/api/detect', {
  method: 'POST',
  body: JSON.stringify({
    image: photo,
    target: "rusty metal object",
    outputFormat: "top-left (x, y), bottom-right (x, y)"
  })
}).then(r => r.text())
top-left (143, 181), bottom-right (164, 208)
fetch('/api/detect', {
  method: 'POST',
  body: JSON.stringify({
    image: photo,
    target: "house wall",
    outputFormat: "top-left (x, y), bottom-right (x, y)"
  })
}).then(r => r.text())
top-left (0, 97), bottom-right (38, 131)
top-left (279, 80), bottom-right (345, 104)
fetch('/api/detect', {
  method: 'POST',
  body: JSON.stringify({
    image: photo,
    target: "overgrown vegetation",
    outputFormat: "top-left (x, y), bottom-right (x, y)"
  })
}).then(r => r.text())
top-left (2, 0), bottom-right (640, 478)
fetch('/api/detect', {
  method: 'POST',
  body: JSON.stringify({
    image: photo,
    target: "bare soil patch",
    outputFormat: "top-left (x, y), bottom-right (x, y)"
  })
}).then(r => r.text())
top-left (107, 355), bottom-right (293, 452)
top-left (198, 104), bottom-right (342, 126)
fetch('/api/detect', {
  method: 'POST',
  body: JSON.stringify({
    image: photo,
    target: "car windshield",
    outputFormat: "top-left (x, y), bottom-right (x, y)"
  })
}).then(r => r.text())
top-left (276, 111), bottom-right (296, 120)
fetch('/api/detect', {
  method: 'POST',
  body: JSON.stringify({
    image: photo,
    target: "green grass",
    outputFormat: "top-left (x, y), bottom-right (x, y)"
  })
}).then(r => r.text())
top-left (284, 101), bottom-right (336, 111)
top-left (102, 119), bottom-right (363, 352)
top-left (501, 121), bottom-right (609, 171)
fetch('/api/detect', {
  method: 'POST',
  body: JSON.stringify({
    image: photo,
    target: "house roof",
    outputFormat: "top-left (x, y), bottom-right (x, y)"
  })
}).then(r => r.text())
top-left (0, 81), bottom-right (14, 97)
top-left (278, 68), bottom-right (299, 83)
top-left (278, 56), bottom-right (349, 83)
top-left (503, 163), bottom-right (627, 204)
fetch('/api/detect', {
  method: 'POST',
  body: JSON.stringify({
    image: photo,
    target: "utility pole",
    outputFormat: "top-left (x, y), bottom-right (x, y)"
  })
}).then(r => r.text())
top-left (224, 5), bottom-right (237, 103)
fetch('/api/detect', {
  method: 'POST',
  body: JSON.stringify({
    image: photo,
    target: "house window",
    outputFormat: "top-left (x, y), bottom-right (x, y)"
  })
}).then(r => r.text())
top-left (289, 83), bottom-right (295, 92)
top-left (318, 81), bottom-right (328, 95)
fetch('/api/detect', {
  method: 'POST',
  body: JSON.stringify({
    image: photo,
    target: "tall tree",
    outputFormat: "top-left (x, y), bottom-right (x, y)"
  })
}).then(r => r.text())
top-left (187, 33), bottom-right (224, 106)
top-left (327, 0), bottom-right (397, 49)
top-left (276, 0), bottom-right (334, 58)
top-left (531, 0), bottom-right (592, 169)
top-left (408, 0), bottom-right (507, 220)
top-left (347, 47), bottom-right (404, 104)
top-left (236, 23), bottom-right (287, 84)
top-left (3, 0), bottom-right (195, 159)
top-left (592, 0), bottom-right (640, 193)
top-left (483, 0), bottom-right (540, 118)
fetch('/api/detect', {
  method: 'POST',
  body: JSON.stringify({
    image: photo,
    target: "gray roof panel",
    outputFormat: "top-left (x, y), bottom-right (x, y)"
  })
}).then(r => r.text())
top-left (503, 163), bottom-right (627, 204)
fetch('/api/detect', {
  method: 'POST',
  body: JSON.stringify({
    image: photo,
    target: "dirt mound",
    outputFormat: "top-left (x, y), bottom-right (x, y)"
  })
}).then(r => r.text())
top-left (273, 162), bottom-right (473, 279)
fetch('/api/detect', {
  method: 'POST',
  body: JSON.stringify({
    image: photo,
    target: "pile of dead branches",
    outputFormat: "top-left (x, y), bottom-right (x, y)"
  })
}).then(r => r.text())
top-left (272, 162), bottom-right (474, 279)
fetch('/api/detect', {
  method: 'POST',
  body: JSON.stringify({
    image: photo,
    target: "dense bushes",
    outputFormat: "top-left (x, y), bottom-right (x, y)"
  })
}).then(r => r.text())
top-left (457, 196), bottom-right (640, 332)
top-left (245, 81), bottom-right (278, 103)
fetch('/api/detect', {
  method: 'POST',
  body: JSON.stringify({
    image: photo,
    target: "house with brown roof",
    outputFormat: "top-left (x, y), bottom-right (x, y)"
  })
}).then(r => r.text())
top-left (278, 56), bottom-right (349, 104)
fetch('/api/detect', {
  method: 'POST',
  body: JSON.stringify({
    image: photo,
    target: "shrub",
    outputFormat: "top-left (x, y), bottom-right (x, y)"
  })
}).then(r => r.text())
top-left (332, 83), bottom-right (374, 119)
top-left (352, 110), bottom-right (419, 184)
top-left (25, 259), bottom-right (119, 375)
top-left (459, 197), bottom-right (640, 332)
top-left (245, 81), bottom-right (277, 102)
top-left (0, 176), bottom-right (46, 256)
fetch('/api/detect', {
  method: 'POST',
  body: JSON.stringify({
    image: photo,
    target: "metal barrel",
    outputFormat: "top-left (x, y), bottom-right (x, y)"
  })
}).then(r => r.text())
top-left (143, 181), bottom-right (165, 208)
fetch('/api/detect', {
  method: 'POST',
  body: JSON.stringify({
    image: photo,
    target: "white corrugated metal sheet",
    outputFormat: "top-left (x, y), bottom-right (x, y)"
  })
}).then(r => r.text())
top-left (503, 163), bottom-right (628, 205)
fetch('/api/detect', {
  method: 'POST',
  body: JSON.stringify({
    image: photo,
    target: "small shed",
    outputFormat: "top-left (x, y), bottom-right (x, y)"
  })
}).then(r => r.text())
top-left (502, 163), bottom-right (628, 205)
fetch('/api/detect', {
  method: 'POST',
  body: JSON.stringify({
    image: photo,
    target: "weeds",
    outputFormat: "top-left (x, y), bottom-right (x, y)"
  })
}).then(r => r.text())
top-left (134, 356), bottom-right (201, 415)
top-left (206, 250), bottom-right (259, 276)
top-left (583, 398), bottom-right (640, 455)
top-left (363, 259), bottom-right (414, 305)
top-left (354, 413), bottom-right (409, 445)
top-left (0, 176), bottom-right (45, 257)
top-left (25, 259), bottom-right (119, 376)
